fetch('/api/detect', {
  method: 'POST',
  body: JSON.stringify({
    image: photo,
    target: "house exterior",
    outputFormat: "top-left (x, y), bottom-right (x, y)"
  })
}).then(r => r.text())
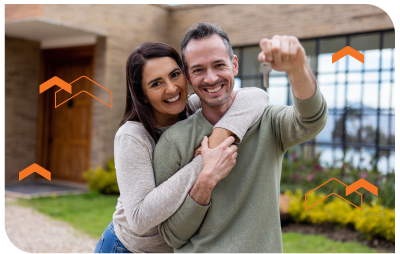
top-left (5, 4), bottom-right (395, 183)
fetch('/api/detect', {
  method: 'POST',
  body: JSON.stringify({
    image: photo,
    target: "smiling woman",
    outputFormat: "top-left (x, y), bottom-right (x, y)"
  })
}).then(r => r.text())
top-left (141, 57), bottom-right (188, 128)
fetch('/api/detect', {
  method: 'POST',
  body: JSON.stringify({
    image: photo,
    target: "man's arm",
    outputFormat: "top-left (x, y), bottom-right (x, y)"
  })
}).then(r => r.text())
top-left (258, 35), bottom-right (328, 151)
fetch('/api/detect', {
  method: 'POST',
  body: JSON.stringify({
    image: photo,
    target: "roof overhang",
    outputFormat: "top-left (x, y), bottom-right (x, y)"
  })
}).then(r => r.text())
top-left (5, 17), bottom-right (107, 49)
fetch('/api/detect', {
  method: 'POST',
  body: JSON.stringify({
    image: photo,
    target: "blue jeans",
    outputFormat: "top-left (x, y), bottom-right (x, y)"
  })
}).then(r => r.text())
top-left (94, 222), bottom-right (131, 253)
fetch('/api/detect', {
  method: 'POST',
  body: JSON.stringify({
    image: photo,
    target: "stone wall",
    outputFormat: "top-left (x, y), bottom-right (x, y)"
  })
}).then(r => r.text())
top-left (5, 37), bottom-right (41, 181)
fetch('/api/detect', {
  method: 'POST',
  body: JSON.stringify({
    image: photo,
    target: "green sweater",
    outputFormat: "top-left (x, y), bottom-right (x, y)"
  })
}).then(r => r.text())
top-left (153, 85), bottom-right (328, 253)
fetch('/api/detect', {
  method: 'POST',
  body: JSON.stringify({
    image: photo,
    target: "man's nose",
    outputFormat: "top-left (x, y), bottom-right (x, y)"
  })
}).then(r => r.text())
top-left (203, 69), bottom-right (218, 85)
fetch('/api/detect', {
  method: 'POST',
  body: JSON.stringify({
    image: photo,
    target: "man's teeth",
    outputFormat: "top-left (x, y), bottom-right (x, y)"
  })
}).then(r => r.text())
top-left (166, 94), bottom-right (180, 103)
top-left (206, 85), bottom-right (222, 93)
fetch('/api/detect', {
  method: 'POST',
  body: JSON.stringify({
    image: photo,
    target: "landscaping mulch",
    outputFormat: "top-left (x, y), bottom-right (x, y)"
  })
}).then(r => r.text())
top-left (281, 221), bottom-right (395, 253)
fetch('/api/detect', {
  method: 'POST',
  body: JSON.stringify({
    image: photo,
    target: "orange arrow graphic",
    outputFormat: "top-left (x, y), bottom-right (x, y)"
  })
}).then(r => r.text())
top-left (19, 163), bottom-right (51, 181)
top-left (332, 46), bottom-right (364, 64)
top-left (39, 76), bottom-right (72, 94)
top-left (54, 76), bottom-right (112, 108)
top-left (346, 179), bottom-right (378, 196)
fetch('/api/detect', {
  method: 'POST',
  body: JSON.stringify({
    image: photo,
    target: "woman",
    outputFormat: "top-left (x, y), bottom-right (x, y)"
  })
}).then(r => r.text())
top-left (94, 42), bottom-right (269, 253)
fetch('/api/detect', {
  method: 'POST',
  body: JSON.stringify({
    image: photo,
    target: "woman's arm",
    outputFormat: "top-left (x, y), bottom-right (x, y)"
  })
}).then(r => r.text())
top-left (115, 133), bottom-right (204, 236)
top-left (188, 88), bottom-right (269, 149)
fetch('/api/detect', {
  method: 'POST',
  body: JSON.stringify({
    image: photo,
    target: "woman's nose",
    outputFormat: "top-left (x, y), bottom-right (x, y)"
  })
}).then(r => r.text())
top-left (165, 80), bottom-right (177, 94)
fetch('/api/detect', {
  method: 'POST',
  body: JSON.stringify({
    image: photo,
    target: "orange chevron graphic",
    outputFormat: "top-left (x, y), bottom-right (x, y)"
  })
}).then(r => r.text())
top-left (54, 76), bottom-right (112, 108)
top-left (305, 178), bottom-right (378, 211)
top-left (332, 46), bottom-right (364, 64)
top-left (19, 163), bottom-right (51, 181)
top-left (39, 76), bottom-right (72, 94)
top-left (346, 178), bottom-right (378, 196)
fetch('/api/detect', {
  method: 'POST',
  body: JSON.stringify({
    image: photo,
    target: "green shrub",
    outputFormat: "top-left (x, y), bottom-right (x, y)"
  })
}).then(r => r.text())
top-left (84, 158), bottom-right (119, 195)
top-left (285, 189), bottom-right (395, 242)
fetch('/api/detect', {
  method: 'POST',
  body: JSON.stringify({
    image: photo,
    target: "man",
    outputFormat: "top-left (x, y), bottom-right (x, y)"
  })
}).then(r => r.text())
top-left (153, 22), bottom-right (328, 252)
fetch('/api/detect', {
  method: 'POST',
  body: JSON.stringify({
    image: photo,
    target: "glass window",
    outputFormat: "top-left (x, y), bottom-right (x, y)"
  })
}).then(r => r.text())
top-left (234, 78), bottom-right (241, 89)
top-left (319, 85), bottom-right (335, 108)
top-left (242, 46), bottom-right (262, 76)
top-left (362, 83), bottom-right (379, 109)
top-left (318, 73), bottom-right (335, 85)
top-left (364, 71), bottom-right (379, 84)
top-left (268, 86), bottom-right (288, 106)
top-left (364, 49), bottom-right (380, 71)
top-left (379, 82), bottom-right (392, 109)
top-left (381, 48), bottom-right (393, 70)
top-left (241, 78), bottom-right (261, 88)
top-left (317, 115), bottom-right (335, 142)
top-left (383, 31), bottom-right (395, 49)
top-left (270, 75), bottom-right (288, 86)
top-left (350, 33), bottom-right (379, 51)
top-left (347, 84), bottom-right (362, 107)
top-left (233, 31), bottom-right (394, 174)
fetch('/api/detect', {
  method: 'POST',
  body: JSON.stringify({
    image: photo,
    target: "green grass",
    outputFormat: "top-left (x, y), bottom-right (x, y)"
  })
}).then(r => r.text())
top-left (17, 192), bottom-right (118, 239)
top-left (282, 232), bottom-right (375, 253)
top-left (16, 193), bottom-right (377, 253)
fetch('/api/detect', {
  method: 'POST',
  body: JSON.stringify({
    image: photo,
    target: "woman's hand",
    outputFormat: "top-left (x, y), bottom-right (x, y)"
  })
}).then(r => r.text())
top-left (193, 146), bottom-right (202, 158)
top-left (189, 136), bottom-right (237, 205)
top-left (200, 136), bottom-right (237, 186)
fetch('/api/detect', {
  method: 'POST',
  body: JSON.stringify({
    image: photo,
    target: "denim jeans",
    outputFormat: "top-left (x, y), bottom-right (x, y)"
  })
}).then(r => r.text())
top-left (94, 221), bottom-right (131, 253)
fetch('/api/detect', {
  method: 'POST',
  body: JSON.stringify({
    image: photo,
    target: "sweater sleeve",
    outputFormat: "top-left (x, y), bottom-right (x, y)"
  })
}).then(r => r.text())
top-left (153, 134), bottom-right (210, 249)
top-left (268, 82), bottom-right (328, 152)
top-left (187, 88), bottom-right (269, 143)
top-left (114, 133), bottom-right (204, 236)
top-left (215, 87), bottom-right (269, 143)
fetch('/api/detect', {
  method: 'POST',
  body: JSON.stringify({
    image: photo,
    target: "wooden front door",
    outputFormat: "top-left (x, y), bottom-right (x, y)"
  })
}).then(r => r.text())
top-left (37, 46), bottom-right (94, 182)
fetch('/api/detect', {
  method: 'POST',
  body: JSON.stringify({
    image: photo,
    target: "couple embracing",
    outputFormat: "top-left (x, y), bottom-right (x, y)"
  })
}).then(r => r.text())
top-left (95, 22), bottom-right (328, 253)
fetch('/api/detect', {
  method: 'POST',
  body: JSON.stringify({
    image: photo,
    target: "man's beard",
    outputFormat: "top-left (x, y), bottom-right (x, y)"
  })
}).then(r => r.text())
top-left (196, 78), bottom-right (234, 107)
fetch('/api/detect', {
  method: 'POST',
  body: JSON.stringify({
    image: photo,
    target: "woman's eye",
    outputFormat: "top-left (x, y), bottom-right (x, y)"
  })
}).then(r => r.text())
top-left (171, 72), bottom-right (180, 78)
top-left (151, 82), bottom-right (161, 88)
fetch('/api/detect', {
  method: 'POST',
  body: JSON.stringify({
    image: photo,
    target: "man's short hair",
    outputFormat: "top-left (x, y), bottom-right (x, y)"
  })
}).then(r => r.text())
top-left (181, 22), bottom-right (234, 69)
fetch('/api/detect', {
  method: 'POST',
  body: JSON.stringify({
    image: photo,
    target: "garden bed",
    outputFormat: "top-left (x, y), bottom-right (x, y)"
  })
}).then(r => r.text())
top-left (281, 222), bottom-right (395, 253)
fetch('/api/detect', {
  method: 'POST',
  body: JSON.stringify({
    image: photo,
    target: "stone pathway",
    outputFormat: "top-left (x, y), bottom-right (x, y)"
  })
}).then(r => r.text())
top-left (5, 198), bottom-right (98, 253)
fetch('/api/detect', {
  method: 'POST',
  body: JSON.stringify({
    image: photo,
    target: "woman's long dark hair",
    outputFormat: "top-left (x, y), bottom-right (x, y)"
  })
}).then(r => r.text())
top-left (119, 42), bottom-right (193, 142)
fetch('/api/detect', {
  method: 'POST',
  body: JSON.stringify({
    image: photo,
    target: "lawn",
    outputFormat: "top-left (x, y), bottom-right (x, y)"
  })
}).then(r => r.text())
top-left (17, 192), bottom-right (118, 239)
top-left (17, 192), bottom-right (376, 253)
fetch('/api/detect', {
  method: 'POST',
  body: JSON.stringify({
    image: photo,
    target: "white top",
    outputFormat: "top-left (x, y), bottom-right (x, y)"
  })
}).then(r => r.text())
top-left (112, 88), bottom-right (269, 253)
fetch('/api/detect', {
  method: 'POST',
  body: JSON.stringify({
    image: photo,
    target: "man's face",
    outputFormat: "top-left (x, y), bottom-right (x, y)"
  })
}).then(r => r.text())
top-left (185, 34), bottom-right (238, 107)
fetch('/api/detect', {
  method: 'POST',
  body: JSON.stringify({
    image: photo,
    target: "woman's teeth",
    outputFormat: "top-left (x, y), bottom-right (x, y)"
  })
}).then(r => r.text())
top-left (206, 85), bottom-right (222, 93)
top-left (165, 94), bottom-right (180, 103)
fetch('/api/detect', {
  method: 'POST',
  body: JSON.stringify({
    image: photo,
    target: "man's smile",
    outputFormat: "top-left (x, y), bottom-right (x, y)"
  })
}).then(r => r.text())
top-left (204, 84), bottom-right (224, 95)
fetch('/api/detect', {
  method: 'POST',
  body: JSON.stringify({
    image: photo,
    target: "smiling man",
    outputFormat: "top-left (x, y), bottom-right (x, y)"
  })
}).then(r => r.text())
top-left (153, 22), bottom-right (328, 252)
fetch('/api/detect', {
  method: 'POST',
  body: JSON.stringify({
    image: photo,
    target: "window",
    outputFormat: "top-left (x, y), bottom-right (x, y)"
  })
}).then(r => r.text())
top-left (233, 30), bottom-right (395, 174)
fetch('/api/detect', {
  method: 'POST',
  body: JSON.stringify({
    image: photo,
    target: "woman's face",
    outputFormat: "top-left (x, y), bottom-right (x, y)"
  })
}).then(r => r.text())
top-left (141, 57), bottom-right (188, 126)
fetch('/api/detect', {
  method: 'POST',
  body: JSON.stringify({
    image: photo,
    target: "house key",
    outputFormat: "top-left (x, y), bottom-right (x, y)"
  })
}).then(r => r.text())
top-left (260, 61), bottom-right (271, 89)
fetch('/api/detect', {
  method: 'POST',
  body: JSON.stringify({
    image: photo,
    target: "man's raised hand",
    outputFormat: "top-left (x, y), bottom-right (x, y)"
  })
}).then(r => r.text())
top-left (258, 35), bottom-right (307, 74)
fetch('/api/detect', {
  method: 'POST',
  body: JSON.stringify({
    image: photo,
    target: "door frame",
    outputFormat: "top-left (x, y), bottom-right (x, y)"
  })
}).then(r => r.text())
top-left (36, 45), bottom-right (95, 182)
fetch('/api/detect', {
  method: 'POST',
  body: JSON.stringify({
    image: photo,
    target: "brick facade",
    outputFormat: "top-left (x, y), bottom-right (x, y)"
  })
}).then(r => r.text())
top-left (167, 4), bottom-right (394, 50)
top-left (4, 4), bottom-right (395, 182)
top-left (5, 36), bottom-right (41, 181)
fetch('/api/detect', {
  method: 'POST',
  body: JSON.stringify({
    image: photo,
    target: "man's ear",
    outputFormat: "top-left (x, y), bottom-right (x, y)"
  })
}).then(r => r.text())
top-left (184, 67), bottom-right (193, 86)
top-left (232, 55), bottom-right (239, 76)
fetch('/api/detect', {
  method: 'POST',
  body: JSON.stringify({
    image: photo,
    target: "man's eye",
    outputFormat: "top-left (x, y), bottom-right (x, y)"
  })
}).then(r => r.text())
top-left (193, 69), bottom-right (201, 73)
top-left (216, 64), bottom-right (224, 68)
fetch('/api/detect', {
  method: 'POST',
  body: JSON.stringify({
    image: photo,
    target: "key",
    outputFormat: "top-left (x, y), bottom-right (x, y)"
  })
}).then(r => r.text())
top-left (259, 62), bottom-right (271, 89)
